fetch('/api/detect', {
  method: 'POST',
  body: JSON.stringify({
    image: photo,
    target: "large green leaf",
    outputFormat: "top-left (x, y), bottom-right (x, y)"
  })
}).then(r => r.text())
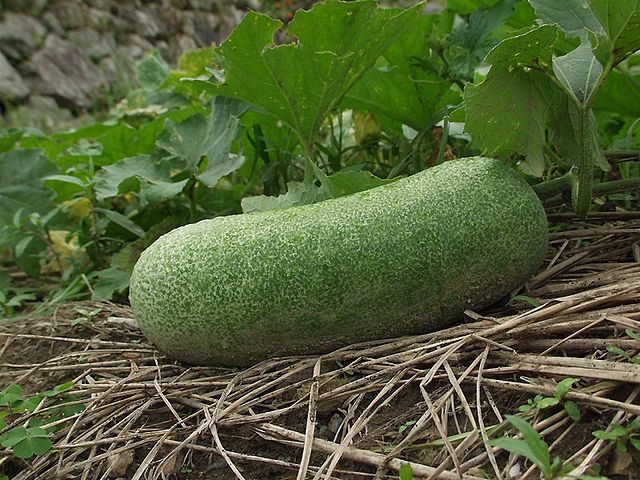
top-left (0, 149), bottom-right (57, 225)
top-left (212, 0), bottom-right (422, 150)
top-left (241, 181), bottom-right (326, 213)
top-left (343, 14), bottom-right (452, 130)
top-left (93, 154), bottom-right (184, 201)
top-left (552, 38), bottom-right (603, 104)
top-left (594, 69), bottom-right (640, 117)
top-left (588, 0), bottom-right (640, 65)
top-left (156, 97), bottom-right (246, 187)
top-left (464, 26), bottom-right (561, 176)
top-left (445, 0), bottom-right (521, 80)
top-left (136, 49), bottom-right (170, 91)
top-left (529, 0), bottom-right (603, 39)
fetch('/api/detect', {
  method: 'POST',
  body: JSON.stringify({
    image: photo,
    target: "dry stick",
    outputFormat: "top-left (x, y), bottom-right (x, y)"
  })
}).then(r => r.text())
top-left (538, 316), bottom-right (606, 356)
top-left (258, 423), bottom-right (488, 480)
top-left (81, 425), bottom-right (104, 480)
top-left (462, 377), bottom-right (640, 415)
top-left (315, 367), bottom-right (412, 480)
top-left (161, 439), bottom-right (378, 479)
top-left (422, 390), bottom-right (463, 480)
top-left (492, 352), bottom-right (640, 383)
top-left (475, 346), bottom-right (502, 480)
top-left (548, 228), bottom-right (640, 239)
top-left (297, 357), bottom-right (322, 480)
top-left (153, 379), bottom-right (187, 428)
top-left (546, 239), bottom-right (570, 271)
top-left (425, 360), bottom-right (482, 478)
top-left (204, 408), bottom-right (246, 480)
top-left (56, 366), bottom-right (158, 472)
top-left (385, 350), bottom-right (484, 466)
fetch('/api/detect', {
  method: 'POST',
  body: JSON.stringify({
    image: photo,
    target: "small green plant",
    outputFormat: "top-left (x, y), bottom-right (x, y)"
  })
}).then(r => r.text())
top-left (0, 287), bottom-right (36, 317)
top-left (605, 329), bottom-right (640, 364)
top-left (399, 463), bottom-right (413, 480)
top-left (70, 306), bottom-right (102, 327)
top-left (593, 418), bottom-right (640, 453)
top-left (0, 382), bottom-right (85, 459)
top-left (518, 377), bottom-right (581, 420)
top-left (490, 415), bottom-right (575, 479)
top-left (398, 420), bottom-right (417, 434)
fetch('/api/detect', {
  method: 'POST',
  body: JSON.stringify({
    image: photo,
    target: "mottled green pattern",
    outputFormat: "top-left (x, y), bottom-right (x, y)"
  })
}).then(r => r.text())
top-left (129, 157), bottom-right (548, 366)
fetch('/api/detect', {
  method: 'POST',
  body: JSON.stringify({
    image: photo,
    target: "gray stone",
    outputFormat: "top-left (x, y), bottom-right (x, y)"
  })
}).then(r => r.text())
top-left (67, 28), bottom-right (116, 61)
top-left (2, 0), bottom-right (48, 15)
top-left (87, 0), bottom-right (116, 9)
top-left (124, 34), bottom-right (154, 61)
top-left (189, 0), bottom-right (221, 11)
top-left (50, 1), bottom-right (89, 30)
top-left (185, 12), bottom-right (220, 47)
top-left (88, 8), bottom-right (128, 36)
top-left (29, 35), bottom-right (103, 109)
top-left (41, 11), bottom-right (65, 37)
top-left (0, 50), bottom-right (30, 101)
top-left (134, 11), bottom-right (162, 38)
top-left (0, 13), bottom-right (47, 61)
top-left (173, 34), bottom-right (198, 59)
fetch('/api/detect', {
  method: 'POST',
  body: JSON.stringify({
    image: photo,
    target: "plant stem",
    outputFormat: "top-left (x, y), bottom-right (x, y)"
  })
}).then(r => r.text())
top-left (574, 107), bottom-right (595, 218)
top-left (535, 176), bottom-right (640, 203)
top-left (532, 173), bottom-right (576, 199)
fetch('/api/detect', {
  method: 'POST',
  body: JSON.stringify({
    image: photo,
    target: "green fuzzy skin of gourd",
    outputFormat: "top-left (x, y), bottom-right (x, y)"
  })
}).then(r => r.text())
top-left (129, 157), bottom-right (548, 366)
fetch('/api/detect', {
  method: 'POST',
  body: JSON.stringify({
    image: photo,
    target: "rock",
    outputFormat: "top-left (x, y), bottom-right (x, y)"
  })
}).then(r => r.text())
top-left (67, 28), bottom-right (116, 61)
top-left (50, 1), bottom-right (89, 29)
top-left (173, 34), bottom-right (198, 58)
top-left (184, 11), bottom-right (220, 47)
top-left (41, 11), bottom-right (65, 37)
top-left (0, 13), bottom-right (47, 61)
top-left (124, 34), bottom-right (154, 61)
top-left (0, 50), bottom-right (30, 101)
top-left (29, 35), bottom-right (103, 110)
top-left (133, 11), bottom-right (163, 38)
top-left (1, 0), bottom-right (47, 15)
top-left (189, 0), bottom-right (221, 11)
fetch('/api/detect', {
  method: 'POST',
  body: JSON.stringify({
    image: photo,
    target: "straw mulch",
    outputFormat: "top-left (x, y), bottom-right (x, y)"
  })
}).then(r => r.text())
top-left (1, 212), bottom-right (640, 479)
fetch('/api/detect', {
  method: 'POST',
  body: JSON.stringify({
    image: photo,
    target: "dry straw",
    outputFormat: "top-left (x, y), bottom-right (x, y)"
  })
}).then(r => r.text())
top-left (1, 215), bottom-right (639, 479)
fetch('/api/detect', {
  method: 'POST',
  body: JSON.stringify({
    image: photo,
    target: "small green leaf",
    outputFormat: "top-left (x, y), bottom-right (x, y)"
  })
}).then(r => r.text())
top-left (241, 181), bottom-right (326, 213)
top-left (0, 427), bottom-right (28, 447)
top-left (629, 437), bottom-right (640, 451)
top-left (157, 97), bottom-right (246, 187)
top-left (92, 267), bottom-right (131, 301)
top-left (564, 400), bottom-right (581, 420)
top-left (593, 424), bottom-right (628, 440)
top-left (0, 384), bottom-right (23, 406)
top-left (94, 209), bottom-right (145, 238)
top-left (13, 429), bottom-right (52, 458)
top-left (552, 39), bottom-right (603, 104)
top-left (537, 397), bottom-right (560, 409)
top-left (42, 381), bottom-right (74, 397)
top-left (555, 377), bottom-right (578, 398)
top-left (502, 415), bottom-right (550, 475)
top-left (625, 329), bottom-right (640, 341)
top-left (399, 463), bottom-right (414, 480)
top-left (136, 49), bottom-right (170, 91)
top-left (508, 295), bottom-right (541, 307)
top-left (606, 345), bottom-right (628, 357)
